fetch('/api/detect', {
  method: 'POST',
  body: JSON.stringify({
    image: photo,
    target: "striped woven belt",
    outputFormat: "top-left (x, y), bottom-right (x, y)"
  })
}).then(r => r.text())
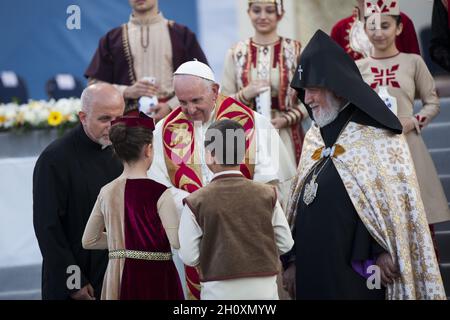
top-left (109, 249), bottom-right (172, 261)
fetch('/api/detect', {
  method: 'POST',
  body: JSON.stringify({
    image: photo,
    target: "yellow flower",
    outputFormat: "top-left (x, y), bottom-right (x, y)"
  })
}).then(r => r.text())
top-left (0, 115), bottom-right (6, 124)
top-left (48, 111), bottom-right (63, 126)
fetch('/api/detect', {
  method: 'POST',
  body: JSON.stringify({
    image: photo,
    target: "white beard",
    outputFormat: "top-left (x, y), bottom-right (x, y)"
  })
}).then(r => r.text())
top-left (312, 93), bottom-right (342, 128)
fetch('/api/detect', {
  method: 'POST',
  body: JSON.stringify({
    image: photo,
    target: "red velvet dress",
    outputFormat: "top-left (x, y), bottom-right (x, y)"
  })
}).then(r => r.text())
top-left (119, 179), bottom-right (184, 300)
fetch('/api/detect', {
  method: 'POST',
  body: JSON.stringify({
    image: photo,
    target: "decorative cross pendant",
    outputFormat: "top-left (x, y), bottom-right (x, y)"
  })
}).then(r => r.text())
top-left (303, 175), bottom-right (318, 206)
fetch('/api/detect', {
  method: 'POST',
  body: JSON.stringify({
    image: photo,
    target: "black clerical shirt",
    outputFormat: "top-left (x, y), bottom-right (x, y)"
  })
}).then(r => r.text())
top-left (33, 124), bottom-right (122, 299)
top-left (284, 105), bottom-right (386, 300)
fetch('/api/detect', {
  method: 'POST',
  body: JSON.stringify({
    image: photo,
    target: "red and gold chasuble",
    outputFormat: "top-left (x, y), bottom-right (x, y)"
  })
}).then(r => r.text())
top-left (162, 94), bottom-right (256, 299)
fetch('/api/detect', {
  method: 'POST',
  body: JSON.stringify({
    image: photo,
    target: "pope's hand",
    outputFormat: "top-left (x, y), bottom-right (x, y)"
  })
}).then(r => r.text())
top-left (152, 102), bottom-right (171, 123)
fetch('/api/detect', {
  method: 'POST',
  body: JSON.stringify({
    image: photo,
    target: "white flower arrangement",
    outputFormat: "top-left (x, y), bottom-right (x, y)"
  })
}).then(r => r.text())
top-left (0, 98), bottom-right (81, 131)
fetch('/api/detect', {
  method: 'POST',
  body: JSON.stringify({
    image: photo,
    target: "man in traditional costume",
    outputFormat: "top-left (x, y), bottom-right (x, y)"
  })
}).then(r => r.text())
top-left (331, 0), bottom-right (420, 61)
top-left (282, 30), bottom-right (446, 300)
top-left (221, 0), bottom-right (307, 167)
top-left (33, 84), bottom-right (125, 299)
top-left (84, 0), bottom-right (208, 118)
top-left (149, 60), bottom-right (296, 299)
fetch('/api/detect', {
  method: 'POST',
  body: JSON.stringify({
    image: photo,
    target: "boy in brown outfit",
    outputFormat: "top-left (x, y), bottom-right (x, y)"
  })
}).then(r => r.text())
top-left (178, 119), bottom-right (294, 300)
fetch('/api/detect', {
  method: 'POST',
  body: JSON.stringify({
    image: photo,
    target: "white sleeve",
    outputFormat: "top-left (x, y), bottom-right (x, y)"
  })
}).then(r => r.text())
top-left (178, 204), bottom-right (203, 267)
top-left (148, 121), bottom-right (172, 186)
top-left (253, 112), bottom-right (297, 184)
top-left (272, 200), bottom-right (294, 254)
top-left (170, 188), bottom-right (191, 217)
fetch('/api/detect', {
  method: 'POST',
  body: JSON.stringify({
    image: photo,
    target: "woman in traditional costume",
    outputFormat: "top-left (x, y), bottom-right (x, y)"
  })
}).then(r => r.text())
top-left (357, 0), bottom-right (450, 229)
top-left (82, 113), bottom-right (184, 300)
top-left (221, 0), bottom-right (307, 167)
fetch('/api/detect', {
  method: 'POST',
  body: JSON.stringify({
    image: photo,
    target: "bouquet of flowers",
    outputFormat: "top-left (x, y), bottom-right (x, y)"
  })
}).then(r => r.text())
top-left (0, 98), bottom-right (81, 133)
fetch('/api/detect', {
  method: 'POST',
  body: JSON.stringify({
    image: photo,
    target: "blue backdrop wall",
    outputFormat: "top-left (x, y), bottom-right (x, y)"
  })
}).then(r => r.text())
top-left (0, 0), bottom-right (199, 100)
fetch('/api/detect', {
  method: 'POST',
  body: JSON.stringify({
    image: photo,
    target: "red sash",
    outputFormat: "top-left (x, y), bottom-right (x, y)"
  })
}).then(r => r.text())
top-left (162, 94), bottom-right (256, 299)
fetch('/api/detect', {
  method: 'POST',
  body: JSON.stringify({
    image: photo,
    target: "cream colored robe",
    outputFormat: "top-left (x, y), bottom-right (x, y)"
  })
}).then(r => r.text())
top-left (357, 53), bottom-right (450, 224)
top-left (89, 13), bottom-right (179, 108)
top-left (221, 38), bottom-right (308, 168)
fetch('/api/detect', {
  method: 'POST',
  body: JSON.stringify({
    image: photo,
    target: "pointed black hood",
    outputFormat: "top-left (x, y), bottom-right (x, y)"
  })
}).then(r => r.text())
top-left (290, 30), bottom-right (402, 134)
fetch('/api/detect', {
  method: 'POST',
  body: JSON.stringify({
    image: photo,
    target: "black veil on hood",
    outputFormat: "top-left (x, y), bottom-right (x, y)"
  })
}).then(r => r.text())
top-left (290, 30), bottom-right (402, 134)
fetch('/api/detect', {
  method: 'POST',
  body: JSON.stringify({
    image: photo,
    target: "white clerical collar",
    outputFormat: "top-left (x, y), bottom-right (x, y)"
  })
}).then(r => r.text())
top-left (212, 170), bottom-right (243, 179)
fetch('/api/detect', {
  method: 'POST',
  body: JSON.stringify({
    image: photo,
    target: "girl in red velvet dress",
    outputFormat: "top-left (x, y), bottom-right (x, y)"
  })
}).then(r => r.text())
top-left (82, 114), bottom-right (184, 300)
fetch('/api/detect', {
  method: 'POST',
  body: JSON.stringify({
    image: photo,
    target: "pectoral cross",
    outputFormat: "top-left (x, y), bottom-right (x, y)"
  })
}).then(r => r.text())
top-left (298, 65), bottom-right (304, 80)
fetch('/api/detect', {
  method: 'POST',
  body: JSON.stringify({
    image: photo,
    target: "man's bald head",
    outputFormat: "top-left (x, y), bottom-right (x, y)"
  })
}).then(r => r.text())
top-left (81, 83), bottom-right (123, 114)
top-left (79, 83), bottom-right (125, 146)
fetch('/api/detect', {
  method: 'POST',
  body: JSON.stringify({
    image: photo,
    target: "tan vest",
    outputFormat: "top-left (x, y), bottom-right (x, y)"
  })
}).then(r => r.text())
top-left (184, 174), bottom-right (279, 282)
